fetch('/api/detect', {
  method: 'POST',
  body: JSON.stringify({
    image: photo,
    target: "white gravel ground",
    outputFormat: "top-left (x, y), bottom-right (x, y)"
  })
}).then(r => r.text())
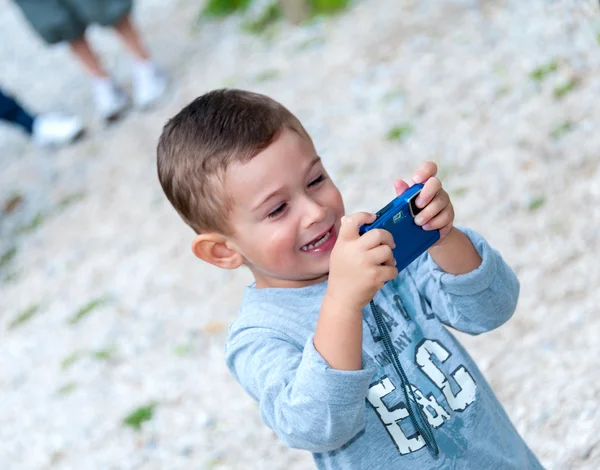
top-left (1, 0), bottom-right (599, 468)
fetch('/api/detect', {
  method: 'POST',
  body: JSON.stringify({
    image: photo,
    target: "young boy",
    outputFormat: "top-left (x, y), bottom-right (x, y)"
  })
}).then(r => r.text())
top-left (156, 89), bottom-right (543, 469)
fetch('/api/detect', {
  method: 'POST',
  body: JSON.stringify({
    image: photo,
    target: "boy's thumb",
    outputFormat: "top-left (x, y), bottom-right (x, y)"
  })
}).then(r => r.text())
top-left (341, 216), bottom-right (347, 225)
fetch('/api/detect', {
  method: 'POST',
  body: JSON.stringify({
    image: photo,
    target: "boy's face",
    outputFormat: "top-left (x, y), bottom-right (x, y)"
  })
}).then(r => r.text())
top-left (224, 128), bottom-right (345, 288)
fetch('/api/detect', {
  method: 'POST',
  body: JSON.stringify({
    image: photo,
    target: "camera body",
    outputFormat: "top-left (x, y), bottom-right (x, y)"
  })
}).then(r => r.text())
top-left (358, 184), bottom-right (440, 272)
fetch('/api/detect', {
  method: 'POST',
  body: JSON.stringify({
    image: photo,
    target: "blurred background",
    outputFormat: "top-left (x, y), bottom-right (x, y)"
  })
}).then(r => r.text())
top-left (1, 0), bottom-right (599, 469)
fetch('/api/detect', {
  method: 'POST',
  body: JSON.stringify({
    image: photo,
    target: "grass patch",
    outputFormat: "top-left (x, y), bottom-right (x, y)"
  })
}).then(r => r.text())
top-left (3, 272), bottom-right (19, 283)
top-left (386, 124), bottom-right (413, 142)
top-left (311, 0), bottom-right (350, 15)
top-left (16, 212), bottom-right (46, 234)
top-left (296, 36), bottom-right (325, 51)
top-left (527, 197), bottom-right (546, 212)
top-left (123, 404), bottom-right (156, 431)
top-left (8, 304), bottom-right (40, 330)
top-left (93, 345), bottom-right (116, 361)
top-left (530, 60), bottom-right (558, 82)
top-left (550, 120), bottom-right (574, 140)
top-left (68, 296), bottom-right (110, 325)
top-left (553, 79), bottom-right (577, 100)
top-left (254, 69), bottom-right (280, 83)
top-left (2, 192), bottom-right (23, 214)
top-left (56, 382), bottom-right (77, 396)
top-left (200, 0), bottom-right (349, 23)
top-left (381, 89), bottom-right (406, 104)
top-left (451, 187), bottom-right (469, 197)
top-left (173, 343), bottom-right (193, 357)
top-left (61, 351), bottom-right (83, 370)
top-left (0, 247), bottom-right (17, 269)
top-left (242, 2), bottom-right (282, 34)
top-left (56, 192), bottom-right (86, 211)
top-left (201, 0), bottom-right (252, 18)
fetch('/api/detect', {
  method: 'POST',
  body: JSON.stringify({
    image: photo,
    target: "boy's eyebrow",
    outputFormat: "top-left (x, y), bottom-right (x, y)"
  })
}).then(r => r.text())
top-left (251, 156), bottom-right (322, 211)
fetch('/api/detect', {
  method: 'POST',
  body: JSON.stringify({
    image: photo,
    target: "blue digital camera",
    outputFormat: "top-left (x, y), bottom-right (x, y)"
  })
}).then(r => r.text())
top-left (358, 184), bottom-right (440, 272)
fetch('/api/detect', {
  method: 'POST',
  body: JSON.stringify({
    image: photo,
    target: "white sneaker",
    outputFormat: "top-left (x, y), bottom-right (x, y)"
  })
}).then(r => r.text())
top-left (133, 62), bottom-right (168, 109)
top-left (32, 113), bottom-right (85, 147)
top-left (93, 78), bottom-right (128, 122)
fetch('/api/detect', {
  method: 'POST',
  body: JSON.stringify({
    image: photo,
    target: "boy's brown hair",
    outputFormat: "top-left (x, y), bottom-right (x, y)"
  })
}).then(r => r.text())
top-left (157, 89), bottom-right (309, 234)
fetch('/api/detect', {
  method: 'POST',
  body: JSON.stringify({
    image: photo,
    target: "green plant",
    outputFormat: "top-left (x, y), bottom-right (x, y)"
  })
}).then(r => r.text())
top-left (8, 304), bottom-right (40, 330)
top-left (17, 212), bottom-right (45, 234)
top-left (381, 89), bottom-right (405, 103)
top-left (56, 192), bottom-right (86, 211)
top-left (201, 0), bottom-right (253, 18)
top-left (527, 197), bottom-right (545, 211)
top-left (61, 351), bottom-right (83, 370)
top-left (529, 60), bottom-right (558, 82)
top-left (93, 345), bottom-right (116, 361)
top-left (173, 343), bottom-right (193, 357)
top-left (0, 247), bottom-right (17, 269)
top-left (311, 0), bottom-right (350, 15)
top-left (386, 124), bottom-right (413, 142)
top-left (451, 187), bottom-right (469, 197)
top-left (68, 296), bottom-right (110, 325)
top-left (2, 192), bottom-right (23, 214)
top-left (123, 404), bottom-right (156, 431)
top-left (56, 382), bottom-right (77, 396)
top-left (254, 69), bottom-right (280, 82)
top-left (550, 120), bottom-right (574, 140)
top-left (242, 2), bottom-right (282, 34)
top-left (296, 36), bottom-right (325, 51)
top-left (553, 79), bottom-right (577, 100)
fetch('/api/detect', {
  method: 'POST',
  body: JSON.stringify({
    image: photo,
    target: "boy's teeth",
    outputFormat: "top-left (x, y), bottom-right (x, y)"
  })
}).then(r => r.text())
top-left (302, 230), bottom-right (331, 251)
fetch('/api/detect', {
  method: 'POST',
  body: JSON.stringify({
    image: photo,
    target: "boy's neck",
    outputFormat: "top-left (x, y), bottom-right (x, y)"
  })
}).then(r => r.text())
top-left (252, 270), bottom-right (329, 289)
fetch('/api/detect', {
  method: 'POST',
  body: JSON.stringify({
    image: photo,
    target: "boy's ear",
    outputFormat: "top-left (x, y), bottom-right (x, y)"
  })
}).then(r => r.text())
top-left (192, 233), bottom-right (244, 270)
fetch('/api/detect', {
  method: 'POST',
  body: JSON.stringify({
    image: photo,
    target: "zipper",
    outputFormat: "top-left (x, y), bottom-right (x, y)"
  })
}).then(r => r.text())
top-left (369, 299), bottom-right (440, 457)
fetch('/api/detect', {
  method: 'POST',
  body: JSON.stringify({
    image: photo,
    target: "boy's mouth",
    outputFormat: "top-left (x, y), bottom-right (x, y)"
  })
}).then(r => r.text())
top-left (301, 226), bottom-right (335, 253)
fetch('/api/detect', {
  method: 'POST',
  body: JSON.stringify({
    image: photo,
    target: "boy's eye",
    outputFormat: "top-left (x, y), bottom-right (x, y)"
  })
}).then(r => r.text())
top-left (308, 174), bottom-right (325, 187)
top-left (267, 203), bottom-right (287, 219)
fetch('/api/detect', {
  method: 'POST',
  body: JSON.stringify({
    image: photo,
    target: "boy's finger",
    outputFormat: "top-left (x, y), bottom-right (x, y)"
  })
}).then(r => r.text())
top-left (415, 177), bottom-right (442, 208)
top-left (340, 212), bottom-right (376, 239)
top-left (394, 179), bottom-right (410, 196)
top-left (422, 205), bottom-right (455, 231)
top-left (378, 265), bottom-right (399, 284)
top-left (412, 161), bottom-right (438, 184)
top-left (360, 228), bottom-right (395, 250)
top-left (414, 192), bottom-right (449, 226)
top-left (369, 244), bottom-right (395, 266)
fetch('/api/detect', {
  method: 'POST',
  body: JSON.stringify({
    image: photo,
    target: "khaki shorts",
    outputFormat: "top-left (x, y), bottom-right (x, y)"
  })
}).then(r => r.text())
top-left (14, 0), bottom-right (133, 44)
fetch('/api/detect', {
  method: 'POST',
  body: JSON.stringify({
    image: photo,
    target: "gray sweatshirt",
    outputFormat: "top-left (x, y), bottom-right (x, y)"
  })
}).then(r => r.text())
top-left (226, 228), bottom-right (543, 469)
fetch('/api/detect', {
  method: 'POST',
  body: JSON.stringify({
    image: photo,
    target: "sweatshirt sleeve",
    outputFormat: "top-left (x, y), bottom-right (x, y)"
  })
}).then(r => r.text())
top-left (406, 227), bottom-right (520, 335)
top-left (225, 329), bottom-right (376, 453)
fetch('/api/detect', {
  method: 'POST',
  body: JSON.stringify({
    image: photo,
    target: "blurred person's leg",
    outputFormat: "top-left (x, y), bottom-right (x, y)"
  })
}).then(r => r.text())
top-left (12, 0), bottom-right (166, 118)
top-left (68, 35), bottom-right (109, 78)
top-left (0, 89), bottom-right (34, 134)
top-left (12, 0), bottom-right (128, 122)
top-left (0, 88), bottom-right (84, 146)
top-left (69, 34), bottom-right (128, 121)
top-left (112, 14), bottom-right (150, 61)
top-left (112, 14), bottom-right (168, 109)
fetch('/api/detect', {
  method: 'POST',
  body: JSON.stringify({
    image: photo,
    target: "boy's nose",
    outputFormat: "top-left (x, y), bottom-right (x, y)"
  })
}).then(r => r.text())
top-left (302, 198), bottom-right (327, 227)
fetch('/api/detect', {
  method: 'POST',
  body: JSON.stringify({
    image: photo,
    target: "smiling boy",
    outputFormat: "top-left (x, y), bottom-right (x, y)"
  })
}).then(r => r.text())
top-left (157, 89), bottom-right (543, 469)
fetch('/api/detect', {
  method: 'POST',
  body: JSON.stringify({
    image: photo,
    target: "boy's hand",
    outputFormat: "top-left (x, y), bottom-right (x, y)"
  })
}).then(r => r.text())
top-left (327, 212), bottom-right (399, 312)
top-left (393, 161), bottom-right (454, 241)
